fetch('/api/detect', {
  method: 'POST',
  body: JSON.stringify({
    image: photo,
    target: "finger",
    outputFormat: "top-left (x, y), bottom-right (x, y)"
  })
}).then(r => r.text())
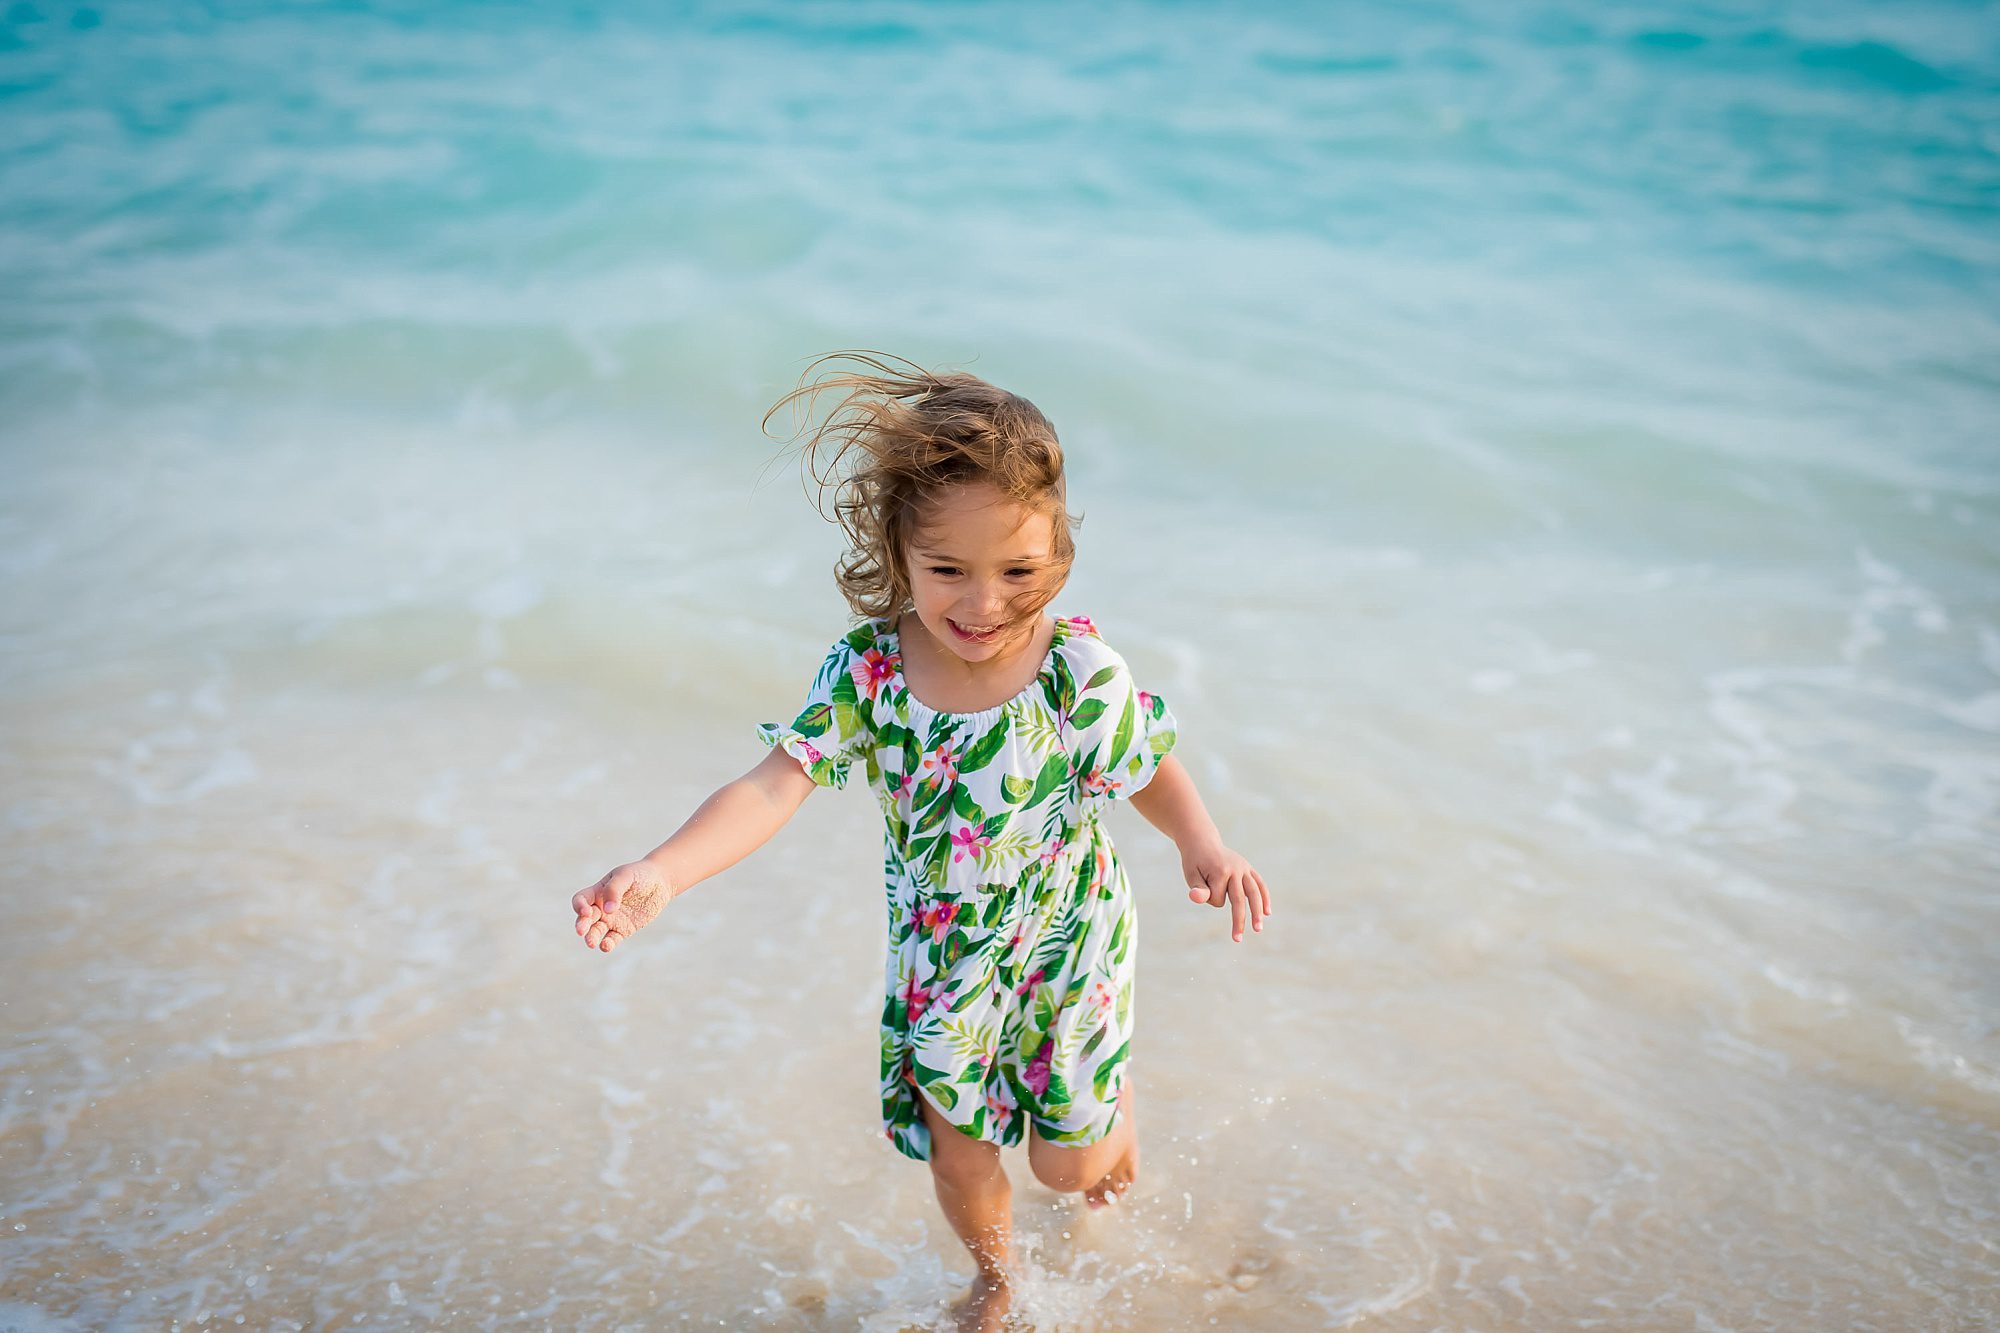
top-left (585, 917), bottom-right (610, 949)
top-left (1247, 874), bottom-right (1264, 934)
top-left (1228, 875), bottom-right (1248, 942)
top-left (1253, 870), bottom-right (1271, 920)
top-left (1186, 874), bottom-right (1211, 905)
top-left (600, 929), bottom-right (622, 953)
top-left (601, 869), bottom-right (628, 912)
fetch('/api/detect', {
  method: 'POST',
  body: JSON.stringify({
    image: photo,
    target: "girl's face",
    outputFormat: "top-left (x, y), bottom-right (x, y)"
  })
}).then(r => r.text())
top-left (905, 481), bottom-right (1060, 666)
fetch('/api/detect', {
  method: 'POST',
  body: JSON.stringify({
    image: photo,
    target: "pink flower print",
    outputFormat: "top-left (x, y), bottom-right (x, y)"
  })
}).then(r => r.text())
top-left (951, 825), bottom-right (992, 863)
top-left (1137, 690), bottom-right (1153, 712)
top-left (1087, 981), bottom-right (1115, 1020)
top-left (1067, 615), bottom-right (1097, 636)
top-left (918, 899), bottom-right (958, 943)
top-left (901, 973), bottom-right (935, 1023)
top-left (850, 647), bottom-right (901, 700)
top-left (1014, 967), bottom-right (1045, 997)
top-left (1024, 1042), bottom-right (1052, 1096)
top-left (922, 740), bottom-right (960, 786)
top-left (800, 740), bottom-right (824, 765)
top-left (1040, 836), bottom-right (1066, 865)
top-left (985, 1089), bottom-right (1012, 1126)
top-left (890, 769), bottom-right (915, 800)
top-left (1081, 768), bottom-right (1122, 798)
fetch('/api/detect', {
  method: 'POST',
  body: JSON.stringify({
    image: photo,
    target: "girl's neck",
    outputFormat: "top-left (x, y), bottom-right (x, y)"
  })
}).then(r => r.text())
top-left (894, 611), bottom-right (1058, 715)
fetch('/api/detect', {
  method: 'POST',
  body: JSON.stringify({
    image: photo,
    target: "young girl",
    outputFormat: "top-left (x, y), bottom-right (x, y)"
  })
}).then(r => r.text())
top-left (569, 352), bottom-right (1271, 1330)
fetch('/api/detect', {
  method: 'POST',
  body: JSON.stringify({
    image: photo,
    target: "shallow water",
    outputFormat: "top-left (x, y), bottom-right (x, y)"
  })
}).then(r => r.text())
top-left (2, 1), bottom-right (1998, 1329)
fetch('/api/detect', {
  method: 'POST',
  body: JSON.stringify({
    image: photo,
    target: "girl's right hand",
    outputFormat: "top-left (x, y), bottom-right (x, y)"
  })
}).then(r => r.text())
top-left (571, 861), bottom-right (671, 953)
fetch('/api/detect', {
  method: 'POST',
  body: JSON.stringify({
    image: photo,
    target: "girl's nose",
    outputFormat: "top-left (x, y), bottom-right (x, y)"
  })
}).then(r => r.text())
top-left (963, 579), bottom-right (1007, 611)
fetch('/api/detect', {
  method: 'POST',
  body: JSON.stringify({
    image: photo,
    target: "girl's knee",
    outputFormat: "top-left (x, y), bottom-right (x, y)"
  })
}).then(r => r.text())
top-left (1028, 1112), bottom-right (1129, 1192)
top-left (929, 1140), bottom-right (1003, 1192)
top-left (1027, 1150), bottom-right (1092, 1194)
top-left (1028, 1132), bottom-right (1114, 1193)
top-left (917, 1094), bottom-right (1002, 1191)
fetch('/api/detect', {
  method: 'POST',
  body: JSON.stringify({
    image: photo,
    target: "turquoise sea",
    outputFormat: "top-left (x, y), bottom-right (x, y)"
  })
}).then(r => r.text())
top-left (2, 2), bottom-right (1996, 1328)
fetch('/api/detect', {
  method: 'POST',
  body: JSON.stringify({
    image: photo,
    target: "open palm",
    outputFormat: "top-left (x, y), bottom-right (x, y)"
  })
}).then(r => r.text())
top-left (571, 861), bottom-right (670, 953)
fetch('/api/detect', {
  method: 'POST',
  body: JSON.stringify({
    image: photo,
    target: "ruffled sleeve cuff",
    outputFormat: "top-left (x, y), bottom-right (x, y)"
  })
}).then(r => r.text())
top-left (756, 721), bottom-right (853, 790)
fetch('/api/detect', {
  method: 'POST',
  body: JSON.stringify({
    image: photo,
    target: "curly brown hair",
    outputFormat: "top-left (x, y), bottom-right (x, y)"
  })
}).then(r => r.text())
top-left (762, 350), bottom-right (1078, 622)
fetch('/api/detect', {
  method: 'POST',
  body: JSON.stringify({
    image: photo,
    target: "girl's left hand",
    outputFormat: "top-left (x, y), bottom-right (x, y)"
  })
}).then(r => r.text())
top-left (1181, 841), bottom-right (1271, 943)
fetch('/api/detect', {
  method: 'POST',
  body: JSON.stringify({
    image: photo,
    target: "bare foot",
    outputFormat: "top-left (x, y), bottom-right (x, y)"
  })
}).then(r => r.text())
top-left (946, 1271), bottom-right (1012, 1332)
top-left (1084, 1080), bottom-right (1138, 1210)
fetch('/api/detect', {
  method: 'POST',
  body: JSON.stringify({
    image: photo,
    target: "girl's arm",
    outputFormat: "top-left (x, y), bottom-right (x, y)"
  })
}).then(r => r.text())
top-left (1128, 753), bottom-right (1272, 943)
top-left (572, 747), bottom-right (818, 952)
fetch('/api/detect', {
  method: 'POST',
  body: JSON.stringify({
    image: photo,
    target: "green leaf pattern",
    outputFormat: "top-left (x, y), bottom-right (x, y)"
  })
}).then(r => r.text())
top-left (756, 614), bottom-right (1178, 1161)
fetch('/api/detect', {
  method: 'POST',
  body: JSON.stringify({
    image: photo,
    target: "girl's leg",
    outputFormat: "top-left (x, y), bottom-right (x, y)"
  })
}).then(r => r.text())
top-left (1026, 1076), bottom-right (1137, 1209)
top-left (915, 1091), bottom-right (1015, 1324)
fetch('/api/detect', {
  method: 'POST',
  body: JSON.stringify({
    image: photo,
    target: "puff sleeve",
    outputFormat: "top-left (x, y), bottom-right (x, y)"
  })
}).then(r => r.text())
top-left (756, 628), bottom-right (877, 789)
top-left (1062, 639), bottom-right (1178, 803)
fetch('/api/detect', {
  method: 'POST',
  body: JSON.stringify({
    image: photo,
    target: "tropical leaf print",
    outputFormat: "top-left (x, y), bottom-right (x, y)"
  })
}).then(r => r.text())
top-left (914, 789), bottom-right (953, 836)
top-left (1079, 1017), bottom-right (1111, 1063)
top-left (939, 1017), bottom-right (993, 1063)
top-left (1069, 697), bottom-right (1108, 732)
top-left (1024, 751), bottom-right (1069, 808)
top-left (981, 829), bottom-right (1040, 864)
top-left (1090, 1039), bottom-right (1129, 1100)
top-left (913, 1060), bottom-right (959, 1110)
top-left (1041, 651), bottom-right (1077, 720)
top-left (1014, 700), bottom-right (1062, 758)
top-left (831, 669), bottom-right (862, 740)
top-left (1107, 690), bottom-right (1136, 771)
top-left (958, 713), bottom-right (1010, 774)
top-left (758, 615), bottom-right (1176, 1163)
top-left (1106, 907), bottom-right (1129, 964)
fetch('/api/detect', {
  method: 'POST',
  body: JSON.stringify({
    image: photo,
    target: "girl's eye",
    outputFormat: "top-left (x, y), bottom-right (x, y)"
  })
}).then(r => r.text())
top-left (929, 566), bottom-right (960, 577)
top-left (1007, 569), bottom-right (1033, 578)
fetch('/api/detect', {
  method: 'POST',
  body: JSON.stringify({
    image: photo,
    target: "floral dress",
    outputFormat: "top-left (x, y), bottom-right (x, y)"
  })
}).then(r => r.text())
top-left (757, 614), bottom-right (1177, 1162)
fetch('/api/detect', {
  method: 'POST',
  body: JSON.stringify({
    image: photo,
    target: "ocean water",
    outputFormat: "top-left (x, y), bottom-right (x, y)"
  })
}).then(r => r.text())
top-left (2, 0), bottom-right (1997, 1328)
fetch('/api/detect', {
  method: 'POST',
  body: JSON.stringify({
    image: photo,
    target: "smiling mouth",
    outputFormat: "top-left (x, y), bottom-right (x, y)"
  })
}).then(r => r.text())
top-left (948, 619), bottom-right (1002, 642)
